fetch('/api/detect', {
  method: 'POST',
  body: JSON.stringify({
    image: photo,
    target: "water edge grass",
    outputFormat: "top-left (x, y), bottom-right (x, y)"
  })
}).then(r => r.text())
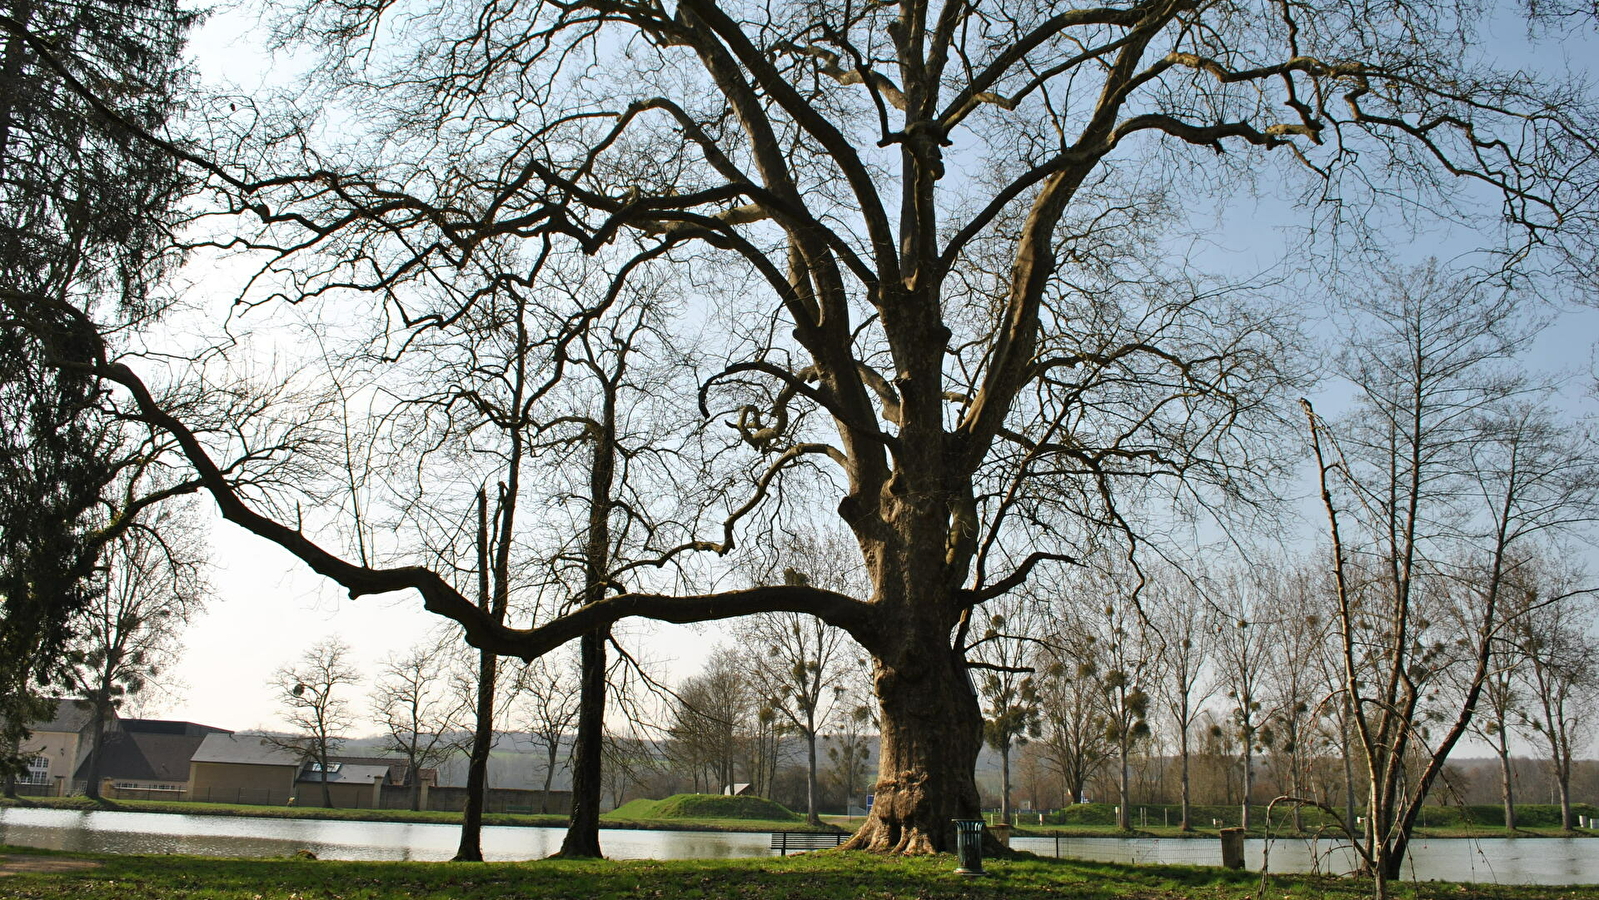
top-left (1, 844), bottom-right (1593, 900)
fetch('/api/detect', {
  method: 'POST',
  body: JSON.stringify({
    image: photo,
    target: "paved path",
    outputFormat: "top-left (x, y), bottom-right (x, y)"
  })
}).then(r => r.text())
top-left (0, 853), bottom-right (101, 876)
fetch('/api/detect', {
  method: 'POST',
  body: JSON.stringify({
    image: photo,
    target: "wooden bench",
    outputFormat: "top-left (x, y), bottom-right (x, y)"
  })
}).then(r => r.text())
top-left (769, 831), bottom-right (847, 855)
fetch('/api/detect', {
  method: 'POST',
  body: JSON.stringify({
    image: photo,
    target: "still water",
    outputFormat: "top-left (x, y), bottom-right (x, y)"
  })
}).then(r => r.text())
top-left (2, 807), bottom-right (1595, 885)
top-left (1011, 833), bottom-right (1598, 885)
top-left (0, 807), bottom-right (767, 861)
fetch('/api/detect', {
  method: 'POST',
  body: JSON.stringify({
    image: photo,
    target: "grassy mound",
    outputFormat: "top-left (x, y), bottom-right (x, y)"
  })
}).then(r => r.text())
top-left (612, 793), bottom-right (802, 822)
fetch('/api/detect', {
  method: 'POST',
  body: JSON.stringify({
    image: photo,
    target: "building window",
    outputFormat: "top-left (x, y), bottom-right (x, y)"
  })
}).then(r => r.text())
top-left (18, 756), bottom-right (50, 785)
top-left (306, 762), bottom-right (340, 773)
top-left (112, 781), bottom-right (182, 792)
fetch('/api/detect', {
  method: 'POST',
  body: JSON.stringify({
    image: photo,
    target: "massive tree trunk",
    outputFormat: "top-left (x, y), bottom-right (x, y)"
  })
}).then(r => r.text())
top-left (845, 609), bottom-right (983, 854)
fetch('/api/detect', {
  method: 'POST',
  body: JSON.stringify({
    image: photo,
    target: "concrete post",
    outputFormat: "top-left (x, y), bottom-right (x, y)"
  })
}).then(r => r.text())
top-left (1220, 827), bottom-right (1246, 870)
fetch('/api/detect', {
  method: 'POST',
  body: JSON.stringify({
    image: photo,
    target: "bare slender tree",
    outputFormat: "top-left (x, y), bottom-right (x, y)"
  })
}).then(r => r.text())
top-left (1148, 568), bottom-right (1216, 832)
top-left (1306, 263), bottom-right (1599, 894)
top-left (667, 647), bottom-right (752, 794)
top-left (735, 532), bottom-right (864, 825)
top-left (511, 649), bottom-right (583, 814)
top-left (968, 594), bottom-right (1045, 826)
top-left (1210, 568), bottom-right (1279, 830)
top-left (373, 635), bottom-right (472, 811)
top-left (1261, 565), bottom-right (1329, 832)
top-left (1037, 625), bottom-right (1112, 806)
top-left (1512, 567), bottom-right (1599, 832)
top-left (273, 638), bottom-right (360, 809)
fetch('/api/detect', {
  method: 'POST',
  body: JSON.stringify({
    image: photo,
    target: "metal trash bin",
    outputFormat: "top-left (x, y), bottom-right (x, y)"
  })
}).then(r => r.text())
top-left (953, 818), bottom-right (986, 875)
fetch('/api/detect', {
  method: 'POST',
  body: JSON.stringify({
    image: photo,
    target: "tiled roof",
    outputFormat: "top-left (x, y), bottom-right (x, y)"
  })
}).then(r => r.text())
top-left (190, 733), bottom-right (301, 767)
top-left (33, 698), bottom-right (98, 734)
top-left (74, 730), bottom-right (218, 782)
top-left (296, 762), bottom-right (391, 785)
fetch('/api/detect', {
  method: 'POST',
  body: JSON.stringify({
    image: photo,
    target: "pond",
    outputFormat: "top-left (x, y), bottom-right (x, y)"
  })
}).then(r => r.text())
top-left (1012, 833), bottom-right (1598, 885)
top-left (2, 807), bottom-right (1594, 885)
top-left (0, 807), bottom-right (767, 861)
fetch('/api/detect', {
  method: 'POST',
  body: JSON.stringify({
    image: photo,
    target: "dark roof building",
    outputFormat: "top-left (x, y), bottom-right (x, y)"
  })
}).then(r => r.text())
top-left (121, 719), bottom-right (231, 738)
top-left (75, 720), bottom-right (231, 786)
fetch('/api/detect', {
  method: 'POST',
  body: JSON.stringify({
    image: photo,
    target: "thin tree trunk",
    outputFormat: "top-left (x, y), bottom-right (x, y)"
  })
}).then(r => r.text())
top-left (1117, 738), bottom-right (1130, 831)
top-left (1556, 763), bottom-right (1572, 831)
top-left (805, 730), bottom-right (820, 826)
top-left (454, 488), bottom-right (496, 861)
top-left (1000, 744), bottom-right (1012, 825)
top-left (557, 360), bottom-right (618, 859)
top-left (541, 743), bottom-right (557, 814)
top-left (1178, 723), bottom-right (1192, 831)
top-left (455, 647), bottom-right (495, 859)
top-left (558, 627), bottom-right (606, 858)
top-left (83, 699), bottom-right (107, 800)
top-left (1342, 702), bottom-right (1358, 836)
top-left (1497, 738), bottom-right (1516, 830)
top-left (1241, 744), bottom-right (1253, 829)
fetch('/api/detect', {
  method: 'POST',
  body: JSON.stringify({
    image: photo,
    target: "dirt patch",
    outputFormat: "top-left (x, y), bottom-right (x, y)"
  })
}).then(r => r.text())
top-left (0, 854), bottom-right (101, 876)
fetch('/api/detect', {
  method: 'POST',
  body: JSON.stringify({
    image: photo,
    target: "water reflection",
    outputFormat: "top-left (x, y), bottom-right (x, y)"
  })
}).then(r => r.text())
top-left (1009, 833), bottom-right (1599, 885)
top-left (0, 807), bottom-right (768, 862)
top-left (1, 808), bottom-right (1593, 884)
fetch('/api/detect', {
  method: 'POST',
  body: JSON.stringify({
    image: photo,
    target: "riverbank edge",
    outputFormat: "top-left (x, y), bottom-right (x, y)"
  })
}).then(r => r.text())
top-left (5, 796), bottom-right (1589, 841)
top-left (0, 842), bottom-right (1583, 900)
top-left (0, 796), bottom-right (843, 834)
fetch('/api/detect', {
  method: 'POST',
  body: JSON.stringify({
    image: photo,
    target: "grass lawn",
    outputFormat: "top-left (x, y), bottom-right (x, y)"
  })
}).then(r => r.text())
top-left (2, 845), bottom-right (1592, 900)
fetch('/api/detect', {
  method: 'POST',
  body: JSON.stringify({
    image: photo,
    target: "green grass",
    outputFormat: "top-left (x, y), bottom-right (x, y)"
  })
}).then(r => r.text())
top-left (0, 845), bottom-right (1589, 900)
top-left (622, 794), bottom-right (804, 822)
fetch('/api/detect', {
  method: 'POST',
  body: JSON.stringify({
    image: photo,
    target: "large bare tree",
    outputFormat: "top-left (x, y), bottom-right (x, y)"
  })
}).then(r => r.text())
top-left (13, 0), bottom-right (1599, 855)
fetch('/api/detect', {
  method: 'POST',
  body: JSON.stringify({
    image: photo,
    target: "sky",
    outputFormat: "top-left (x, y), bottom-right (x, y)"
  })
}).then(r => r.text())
top-left (138, 0), bottom-right (1599, 757)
